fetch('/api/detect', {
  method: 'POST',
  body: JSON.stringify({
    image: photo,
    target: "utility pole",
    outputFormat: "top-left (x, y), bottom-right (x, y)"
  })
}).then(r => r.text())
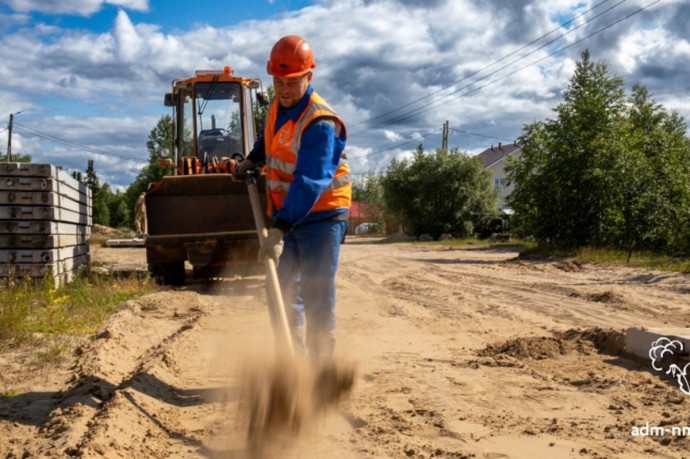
top-left (6, 110), bottom-right (22, 162)
top-left (441, 120), bottom-right (449, 151)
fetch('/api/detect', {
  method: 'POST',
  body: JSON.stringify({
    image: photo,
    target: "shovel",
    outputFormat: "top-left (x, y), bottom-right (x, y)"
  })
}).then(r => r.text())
top-left (243, 170), bottom-right (302, 455)
top-left (241, 169), bottom-right (355, 456)
top-left (244, 170), bottom-right (294, 356)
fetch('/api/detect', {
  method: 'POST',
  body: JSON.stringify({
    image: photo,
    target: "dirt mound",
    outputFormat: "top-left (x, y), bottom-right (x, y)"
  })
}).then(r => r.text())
top-left (568, 289), bottom-right (626, 304)
top-left (478, 327), bottom-right (626, 360)
top-left (587, 290), bottom-right (623, 303)
top-left (90, 224), bottom-right (136, 243)
top-left (556, 327), bottom-right (627, 355)
top-left (91, 224), bottom-right (124, 237)
top-left (478, 335), bottom-right (574, 360)
top-left (554, 259), bottom-right (584, 272)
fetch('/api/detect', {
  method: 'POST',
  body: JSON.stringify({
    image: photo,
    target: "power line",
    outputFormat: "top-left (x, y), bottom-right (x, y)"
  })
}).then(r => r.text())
top-left (351, 123), bottom-right (518, 161)
top-left (353, 0), bottom-right (634, 136)
top-left (349, 131), bottom-right (438, 159)
top-left (441, 1), bottom-right (662, 108)
top-left (449, 127), bottom-right (513, 143)
top-left (354, 0), bottom-right (659, 135)
top-left (349, 0), bottom-right (660, 166)
top-left (349, 0), bottom-right (623, 136)
top-left (13, 122), bottom-right (142, 161)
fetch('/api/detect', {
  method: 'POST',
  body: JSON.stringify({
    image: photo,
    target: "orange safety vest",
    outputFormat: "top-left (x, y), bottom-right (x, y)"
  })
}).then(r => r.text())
top-left (264, 91), bottom-right (352, 215)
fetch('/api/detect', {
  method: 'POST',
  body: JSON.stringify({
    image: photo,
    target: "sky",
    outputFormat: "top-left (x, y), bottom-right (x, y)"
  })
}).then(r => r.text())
top-left (0, 0), bottom-right (688, 189)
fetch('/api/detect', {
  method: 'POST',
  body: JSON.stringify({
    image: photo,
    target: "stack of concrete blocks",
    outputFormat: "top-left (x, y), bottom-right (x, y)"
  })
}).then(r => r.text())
top-left (0, 163), bottom-right (92, 288)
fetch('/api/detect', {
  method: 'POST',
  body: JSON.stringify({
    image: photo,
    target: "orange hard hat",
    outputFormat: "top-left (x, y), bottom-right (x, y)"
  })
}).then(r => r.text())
top-left (266, 35), bottom-right (316, 78)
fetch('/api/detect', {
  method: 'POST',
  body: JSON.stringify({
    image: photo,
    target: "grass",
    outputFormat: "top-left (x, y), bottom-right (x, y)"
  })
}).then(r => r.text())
top-left (514, 241), bottom-right (689, 273)
top-left (0, 270), bottom-right (158, 363)
top-left (576, 247), bottom-right (690, 273)
top-left (384, 234), bottom-right (690, 273)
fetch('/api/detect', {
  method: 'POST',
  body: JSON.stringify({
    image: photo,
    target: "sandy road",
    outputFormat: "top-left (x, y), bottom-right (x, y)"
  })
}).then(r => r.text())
top-left (1, 239), bottom-right (690, 458)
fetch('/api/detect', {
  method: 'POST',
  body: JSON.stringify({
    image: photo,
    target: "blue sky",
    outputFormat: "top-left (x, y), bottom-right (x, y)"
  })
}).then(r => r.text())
top-left (1, 0), bottom-right (688, 188)
top-left (7, 0), bottom-right (315, 33)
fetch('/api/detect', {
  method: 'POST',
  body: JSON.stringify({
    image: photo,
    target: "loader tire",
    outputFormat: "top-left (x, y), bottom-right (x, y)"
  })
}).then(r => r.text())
top-left (149, 261), bottom-right (185, 286)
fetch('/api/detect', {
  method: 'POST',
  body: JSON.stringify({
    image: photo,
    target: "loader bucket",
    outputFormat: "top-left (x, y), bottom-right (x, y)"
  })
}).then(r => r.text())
top-left (144, 174), bottom-right (267, 285)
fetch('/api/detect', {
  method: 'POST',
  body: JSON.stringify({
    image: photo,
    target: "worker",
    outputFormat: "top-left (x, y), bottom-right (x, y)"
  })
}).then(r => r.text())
top-left (238, 35), bottom-right (351, 360)
top-left (134, 192), bottom-right (147, 237)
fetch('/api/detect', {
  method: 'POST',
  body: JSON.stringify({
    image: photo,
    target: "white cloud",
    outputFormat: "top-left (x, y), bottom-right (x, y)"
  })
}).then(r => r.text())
top-left (0, 0), bottom-right (688, 187)
top-left (114, 9), bottom-right (143, 61)
top-left (1, 0), bottom-right (148, 15)
top-left (7, 114), bottom-right (152, 186)
top-left (0, 11), bottom-right (30, 27)
top-left (383, 130), bottom-right (403, 143)
top-left (107, 0), bottom-right (147, 11)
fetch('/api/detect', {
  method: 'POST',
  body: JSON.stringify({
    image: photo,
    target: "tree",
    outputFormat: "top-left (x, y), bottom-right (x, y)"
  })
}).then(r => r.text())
top-left (507, 50), bottom-right (690, 254)
top-left (85, 159), bottom-right (110, 226)
top-left (381, 145), bottom-right (498, 238)
top-left (0, 153), bottom-right (31, 162)
top-left (616, 85), bottom-right (690, 255)
top-left (352, 171), bottom-right (388, 230)
top-left (107, 189), bottom-right (131, 229)
top-left (125, 115), bottom-right (174, 221)
top-left (254, 85), bottom-right (274, 136)
top-left (507, 50), bottom-right (627, 247)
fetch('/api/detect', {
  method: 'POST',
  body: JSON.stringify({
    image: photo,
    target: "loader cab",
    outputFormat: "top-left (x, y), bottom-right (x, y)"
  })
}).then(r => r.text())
top-left (164, 67), bottom-right (264, 174)
top-left (144, 67), bottom-right (269, 286)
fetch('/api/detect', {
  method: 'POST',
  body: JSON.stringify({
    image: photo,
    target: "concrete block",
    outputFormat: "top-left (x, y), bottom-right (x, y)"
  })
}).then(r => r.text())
top-left (626, 327), bottom-right (690, 361)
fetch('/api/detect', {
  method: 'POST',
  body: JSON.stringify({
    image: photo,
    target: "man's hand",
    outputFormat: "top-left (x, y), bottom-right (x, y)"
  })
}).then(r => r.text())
top-left (236, 158), bottom-right (256, 174)
top-left (259, 228), bottom-right (284, 263)
top-left (232, 158), bottom-right (257, 181)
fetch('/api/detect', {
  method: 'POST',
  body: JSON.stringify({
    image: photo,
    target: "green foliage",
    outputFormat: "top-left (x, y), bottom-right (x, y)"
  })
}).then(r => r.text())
top-left (73, 164), bottom-right (130, 229)
top-left (507, 50), bottom-right (690, 254)
top-left (86, 159), bottom-right (110, 226)
top-left (254, 86), bottom-right (274, 136)
top-left (576, 247), bottom-right (690, 273)
top-left (0, 272), bottom-right (157, 347)
top-left (352, 171), bottom-right (388, 230)
top-left (136, 114), bottom-right (173, 186)
top-left (608, 85), bottom-right (690, 255)
top-left (381, 145), bottom-right (498, 238)
top-left (125, 115), bottom-right (174, 220)
top-left (0, 153), bottom-right (31, 162)
top-left (107, 190), bottom-right (131, 229)
top-left (352, 178), bottom-right (366, 202)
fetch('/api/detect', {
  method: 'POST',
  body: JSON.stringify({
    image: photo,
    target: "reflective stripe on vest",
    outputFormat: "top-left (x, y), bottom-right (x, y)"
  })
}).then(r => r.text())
top-left (264, 91), bottom-right (351, 215)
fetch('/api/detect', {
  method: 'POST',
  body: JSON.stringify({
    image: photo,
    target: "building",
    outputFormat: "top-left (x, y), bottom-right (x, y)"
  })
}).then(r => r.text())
top-left (475, 142), bottom-right (522, 210)
top-left (348, 201), bottom-right (368, 234)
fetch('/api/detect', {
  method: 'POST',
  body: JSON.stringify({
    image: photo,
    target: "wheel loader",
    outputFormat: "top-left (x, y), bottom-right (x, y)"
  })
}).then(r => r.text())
top-left (144, 67), bottom-right (268, 285)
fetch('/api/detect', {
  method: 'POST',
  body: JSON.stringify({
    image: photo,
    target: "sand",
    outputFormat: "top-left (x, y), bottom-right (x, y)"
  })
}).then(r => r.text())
top-left (1, 239), bottom-right (689, 458)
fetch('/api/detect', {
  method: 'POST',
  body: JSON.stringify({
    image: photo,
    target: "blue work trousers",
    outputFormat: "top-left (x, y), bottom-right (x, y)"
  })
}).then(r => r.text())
top-left (276, 219), bottom-right (347, 360)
